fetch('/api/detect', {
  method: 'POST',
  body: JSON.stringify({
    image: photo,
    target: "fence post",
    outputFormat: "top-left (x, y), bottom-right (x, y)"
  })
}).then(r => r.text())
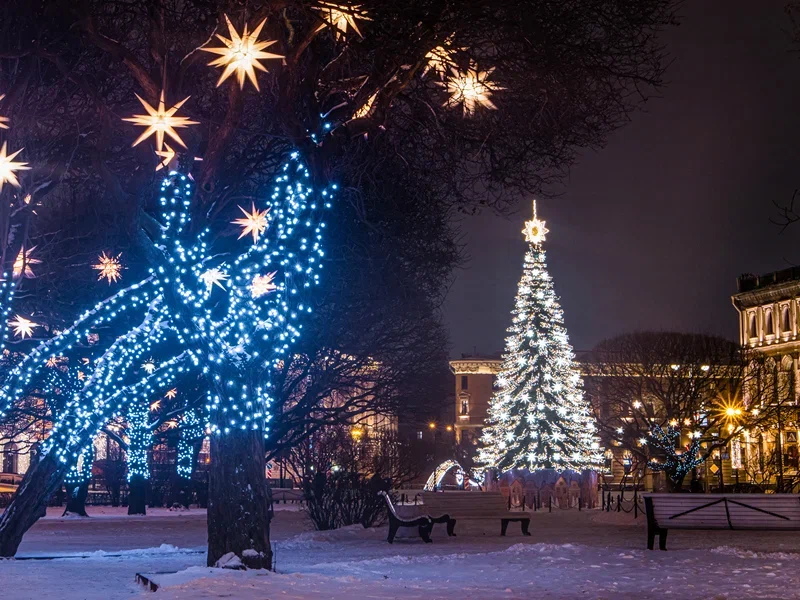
top-left (616, 494), bottom-right (621, 512)
top-left (508, 495), bottom-right (512, 510)
top-left (634, 498), bottom-right (638, 519)
top-left (549, 496), bottom-right (552, 513)
top-left (522, 495), bottom-right (526, 511)
top-left (579, 492), bottom-right (582, 511)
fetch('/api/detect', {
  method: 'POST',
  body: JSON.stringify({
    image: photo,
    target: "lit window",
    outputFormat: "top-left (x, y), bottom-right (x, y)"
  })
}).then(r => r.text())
top-left (416, 431), bottom-right (423, 440)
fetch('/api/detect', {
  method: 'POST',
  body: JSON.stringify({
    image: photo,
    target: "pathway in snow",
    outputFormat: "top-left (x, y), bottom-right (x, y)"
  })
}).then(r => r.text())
top-left (2, 506), bottom-right (800, 598)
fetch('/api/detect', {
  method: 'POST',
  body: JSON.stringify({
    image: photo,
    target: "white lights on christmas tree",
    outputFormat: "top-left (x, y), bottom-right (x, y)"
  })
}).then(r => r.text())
top-left (0, 142), bottom-right (30, 191)
top-left (478, 202), bottom-right (602, 473)
top-left (202, 15), bottom-right (283, 91)
top-left (123, 91), bottom-right (198, 151)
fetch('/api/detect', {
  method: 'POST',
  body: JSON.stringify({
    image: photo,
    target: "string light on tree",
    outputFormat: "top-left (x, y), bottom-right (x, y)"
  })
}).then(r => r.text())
top-left (202, 15), bottom-right (283, 91)
top-left (313, 2), bottom-right (371, 39)
top-left (93, 252), bottom-right (124, 284)
top-left (0, 142), bottom-right (30, 191)
top-left (440, 66), bottom-right (503, 116)
top-left (123, 91), bottom-right (198, 151)
top-left (477, 202), bottom-right (602, 473)
top-left (8, 315), bottom-right (38, 339)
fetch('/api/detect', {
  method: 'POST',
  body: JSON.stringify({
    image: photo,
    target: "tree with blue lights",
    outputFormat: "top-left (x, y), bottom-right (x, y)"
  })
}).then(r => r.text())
top-left (0, 0), bottom-right (679, 568)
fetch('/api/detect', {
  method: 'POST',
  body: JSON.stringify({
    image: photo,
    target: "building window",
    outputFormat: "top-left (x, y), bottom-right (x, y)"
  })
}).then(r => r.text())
top-left (460, 398), bottom-right (469, 415)
top-left (766, 310), bottom-right (774, 336)
top-left (749, 313), bottom-right (757, 338)
top-left (460, 375), bottom-right (468, 390)
top-left (416, 431), bottom-right (423, 440)
top-left (2, 443), bottom-right (18, 474)
top-left (783, 306), bottom-right (791, 334)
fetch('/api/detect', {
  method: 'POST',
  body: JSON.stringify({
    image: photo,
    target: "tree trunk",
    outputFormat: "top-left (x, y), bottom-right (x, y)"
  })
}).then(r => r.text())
top-left (665, 472), bottom-right (687, 493)
top-left (0, 452), bottom-right (65, 556)
top-left (62, 481), bottom-right (90, 517)
top-left (127, 474), bottom-right (148, 515)
top-left (207, 427), bottom-right (272, 569)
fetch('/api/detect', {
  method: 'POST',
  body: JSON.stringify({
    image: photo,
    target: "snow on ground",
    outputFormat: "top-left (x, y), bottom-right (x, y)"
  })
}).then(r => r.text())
top-left (2, 505), bottom-right (800, 599)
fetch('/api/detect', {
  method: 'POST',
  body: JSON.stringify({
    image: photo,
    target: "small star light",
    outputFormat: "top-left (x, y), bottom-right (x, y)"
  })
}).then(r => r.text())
top-left (0, 142), bottom-right (31, 191)
top-left (13, 246), bottom-right (41, 279)
top-left (8, 315), bottom-right (37, 339)
top-left (165, 388), bottom-right (178, 400)
top-left (522, 200), bottom-right (549, 245)
top-left (150, 400), bottom-right (161, 412)
top-left (440, 66), bottom-right (502, 116)
top-left (142, 359), bottom-right (156, 374)
top-left (202, 15), bottom-right (283, 91)
top-left (93, 252), bottom-right (123, 284)
top-left (232, 203), bottom-right (269, 244)
top-left (200, 268), bottom-right (229, 291)
top-left (251, 271), bottom-right (278, 298)
top-left (0, 94), bottom-right (9, 129)
top-left (122, 91), bottom-right (198, 151)
top-left (313, 2), bottom-right (371, 39)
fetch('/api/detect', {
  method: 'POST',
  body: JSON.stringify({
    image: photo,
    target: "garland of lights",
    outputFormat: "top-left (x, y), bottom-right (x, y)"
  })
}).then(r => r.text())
top-left (177, 409), bottom-right (205, 479)
top-left (478, 202), bottom-right (603, 473)
top-left (645, 424), bottom-right (704, 482)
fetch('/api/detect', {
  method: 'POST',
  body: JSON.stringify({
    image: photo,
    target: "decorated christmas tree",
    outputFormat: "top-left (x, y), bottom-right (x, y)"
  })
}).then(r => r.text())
top-left (478, 202), bottom-right (603, 473)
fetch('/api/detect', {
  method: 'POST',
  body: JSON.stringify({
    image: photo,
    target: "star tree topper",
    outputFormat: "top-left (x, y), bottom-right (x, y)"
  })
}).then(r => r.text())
top-left (202, 15), bottom-right (283, 91)
top-left (123, 91), bottom-right (198, 151)
top-left (522, 200), bottom-right (549, 245)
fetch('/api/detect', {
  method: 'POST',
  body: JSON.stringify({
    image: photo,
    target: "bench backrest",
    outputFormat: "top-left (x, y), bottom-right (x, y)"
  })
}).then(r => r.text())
top-left (423, 492), bottom-right (519, 516)
top-left (645, 493), bottom-right (800, 530)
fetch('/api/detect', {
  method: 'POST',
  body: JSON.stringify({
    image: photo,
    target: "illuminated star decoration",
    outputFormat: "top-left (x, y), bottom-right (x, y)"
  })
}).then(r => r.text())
top-left (440, 66), bottom-right (503, 116)
top-left (122, 91), bottom-right (198, 151)
top-left (313, 2), bottom-right (371, 39)
top-left (232, 203), bottom-right (269, 244)
top-left (522, 200), bottom-right (549, 245)
top-left (202, 15), bottom-right (283, 91)
top-left (154, 144), bottom-right (176, 172)
top-left (165, 388), bottom-right (178, 400)
top-left (142, 359), bottom-right (156, 375)
top-left (200, 268), bottom-right (229, 291)
top-left (0, 142), bottom-right (31, 191)
top-left (150, 400), bottom-right (161, 411)
top-left (46, 356), bottom-right (58, 368)
top-left (423, 45), bottom-right (457, 78)
top-left (13, 246), bottom-right (41, 279)
top-left (0, 94), bottom-right (9, 129)
top-left (93, 252), bottom-right (124, 284)
top-left (8, 315), bottom-right (38, 339)
top-left (352, 91), bottom-right (378, 120)
top-left (251, 271), bottom-right (278, 298)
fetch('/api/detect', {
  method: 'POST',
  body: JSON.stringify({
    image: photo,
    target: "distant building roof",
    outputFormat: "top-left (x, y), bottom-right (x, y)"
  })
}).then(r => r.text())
top-left (737, 267), bottom-right (800, 293)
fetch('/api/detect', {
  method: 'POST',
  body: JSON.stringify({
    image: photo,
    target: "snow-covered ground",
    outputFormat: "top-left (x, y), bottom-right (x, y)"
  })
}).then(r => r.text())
top-left (3, 505), bottom-right (800, 598)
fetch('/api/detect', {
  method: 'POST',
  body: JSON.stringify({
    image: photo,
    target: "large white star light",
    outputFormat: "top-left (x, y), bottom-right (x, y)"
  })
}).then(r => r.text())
top-left (313, 2), bottom-right (371, 40)
top-left (522, 200), bottom-right (549, 245)
top-left (202, 15), bottom-right (283, 91)
top-left (123, 91), bottom-right (198, 151)
top-left (0, 142), bottom-right (30, 191)
top-left (440, 65), bottom-right (503, 116)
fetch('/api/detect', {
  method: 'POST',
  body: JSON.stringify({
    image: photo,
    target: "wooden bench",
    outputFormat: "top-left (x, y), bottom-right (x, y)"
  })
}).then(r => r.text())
top-left (644, 493), bottom-right (800, 550)
top-left (379, 492), bottom-right (455, 543)
top-left (422, 491), bottom-right (531, 536)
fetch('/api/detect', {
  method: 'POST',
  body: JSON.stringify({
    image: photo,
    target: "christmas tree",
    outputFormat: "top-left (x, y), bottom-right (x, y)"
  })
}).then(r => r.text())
top-left (478, 202), bottom-right (602, 473)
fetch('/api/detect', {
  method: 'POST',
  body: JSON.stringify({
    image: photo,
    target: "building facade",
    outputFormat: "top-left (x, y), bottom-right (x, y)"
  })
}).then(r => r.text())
top-left (449, 355), bottom-right (501, 444)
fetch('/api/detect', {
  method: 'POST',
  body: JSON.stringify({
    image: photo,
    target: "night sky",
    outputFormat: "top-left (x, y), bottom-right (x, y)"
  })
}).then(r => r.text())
top-left (444, 0), bottom-right (800, 358)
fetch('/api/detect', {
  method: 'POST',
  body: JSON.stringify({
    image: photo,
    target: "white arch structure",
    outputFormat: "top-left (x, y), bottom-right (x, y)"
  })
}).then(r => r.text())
top-left (423, 460), bottom-right (464, 491)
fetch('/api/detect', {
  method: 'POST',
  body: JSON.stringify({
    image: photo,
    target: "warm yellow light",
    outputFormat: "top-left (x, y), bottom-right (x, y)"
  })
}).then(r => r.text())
top-left (251, 272), bottom-right (278, 298)
top-left (13, 246), bottom-right (41, 279)
top-left (423, 46), bottom-right (457, 78)
top-left (0, 142), bottom-right (30, 191)
top-left (440, 66), bottom-right (502, 116)
top-left (314, 2), bottom-right (371, 40)
top-left (202, 16), bottom-right (283, 91)
top-left (154, 144), bottom-right (176, 172)
top-left (428, 422), bottom-right (436, 429)
top-left (93, 252), bottom-right (123, 284)
top-left (232, 202), bottom-right (270, 244)
top-left (446, 425), bottom-right (453, 432)
top-left (165, 388), bottom-right (178, 400)
top-left (522, 200), bottom-right (549, 245)
top-left (123, 91), bottom-right (198, 151)
top-left (8, 314), bottom-right (37, 339)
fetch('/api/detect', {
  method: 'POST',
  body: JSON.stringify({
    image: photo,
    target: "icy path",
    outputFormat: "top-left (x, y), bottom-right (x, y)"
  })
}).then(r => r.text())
top-left (2, 507), bottom-right (800, 598)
